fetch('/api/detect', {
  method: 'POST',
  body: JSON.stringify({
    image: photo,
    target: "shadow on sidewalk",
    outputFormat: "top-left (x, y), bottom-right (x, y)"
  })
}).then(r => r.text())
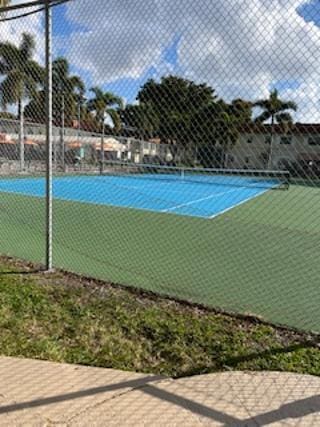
top-left (0, 371), bottom-right (319, 426)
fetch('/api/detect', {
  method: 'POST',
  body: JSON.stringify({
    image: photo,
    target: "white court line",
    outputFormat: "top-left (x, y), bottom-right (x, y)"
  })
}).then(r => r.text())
top-left (209, 188), bottom-right (270, 219)
top-left (161, 188), bottom-right (239, 213)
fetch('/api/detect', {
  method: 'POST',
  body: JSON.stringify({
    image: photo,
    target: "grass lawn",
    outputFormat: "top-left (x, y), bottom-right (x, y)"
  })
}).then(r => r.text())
top-left (0, 257), bottom-right (319, 378)
top-left (0, 183), bottom-right (319, 332)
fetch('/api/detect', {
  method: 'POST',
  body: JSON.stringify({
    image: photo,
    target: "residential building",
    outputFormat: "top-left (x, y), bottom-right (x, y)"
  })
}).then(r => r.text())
top-left (226, 123), bottom-right (320, 171)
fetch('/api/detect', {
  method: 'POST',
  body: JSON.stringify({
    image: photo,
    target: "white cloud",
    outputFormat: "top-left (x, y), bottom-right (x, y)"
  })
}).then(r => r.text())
top-left (2, 0), bottom-right (320, 122)
top-left (177, 0), bottom-right (320, 102)
top-left (64, 0), bottom-right (320, 121)
top-left (0, 0), bottom-right (44, 63)
top-left (65, 0), bottom-right (172, 83)
top-left (282, 77), bottom-right (320, 122)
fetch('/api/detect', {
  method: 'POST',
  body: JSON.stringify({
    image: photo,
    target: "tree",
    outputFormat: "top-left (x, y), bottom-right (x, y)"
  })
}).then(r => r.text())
top-left (25, 57), bottom-right (85, 127)
top-left (254, 89), bottom-right (297, 168)
top-left (0, 111), bottom-right (15, 120)
top-left (192, 99), bottom-right (252, 168)
top-left (52, 57), bottom-right (85, 126)
top-left (137, 76), bottom-right (217, 164)
top-left (87, 87), bottom-right (123, 134)
top-left (0, 33), bottom-right (43, 169)
top-left (230, 99), bottom-right (253, 122)
top-left (120, 103), bottom-right (160, 139)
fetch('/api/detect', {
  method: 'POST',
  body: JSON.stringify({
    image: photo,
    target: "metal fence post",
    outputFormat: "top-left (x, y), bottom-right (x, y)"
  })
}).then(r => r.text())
top-left (45, 0), bottom-right (53, 271)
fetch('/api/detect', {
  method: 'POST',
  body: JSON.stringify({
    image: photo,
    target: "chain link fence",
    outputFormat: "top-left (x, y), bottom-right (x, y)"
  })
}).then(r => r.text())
top-left (0, 0), bottom-right (319, 334)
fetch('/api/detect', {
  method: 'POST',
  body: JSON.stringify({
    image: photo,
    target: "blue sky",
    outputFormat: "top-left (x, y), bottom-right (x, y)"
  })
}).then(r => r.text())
top-left (26, 0), bottom-right (320, 120)
top-left (3, 0), bottom-right (320, 121)
top-left (297, 0), bottom-right (320, 25)
top-left (52, 6), bottom-right (182, 104)
top-left (49, 0), bottom-right (320, 103)
top-left (103, 38), bottom-right (182, 105)
top-left (271, 0), bottom-right (320, 96)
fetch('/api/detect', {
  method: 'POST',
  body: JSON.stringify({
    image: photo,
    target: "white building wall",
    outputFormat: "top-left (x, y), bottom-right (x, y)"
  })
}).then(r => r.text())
top-left (228, 132), bottom-right (320, 170)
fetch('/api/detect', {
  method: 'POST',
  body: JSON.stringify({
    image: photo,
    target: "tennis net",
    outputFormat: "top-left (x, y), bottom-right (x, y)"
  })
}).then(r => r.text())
top-left (103, 161), bottom-right (290, 189)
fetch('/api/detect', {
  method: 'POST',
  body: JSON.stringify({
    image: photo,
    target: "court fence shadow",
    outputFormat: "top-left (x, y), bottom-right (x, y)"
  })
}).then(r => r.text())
top-left (0, 371), bottom-right (319, 426)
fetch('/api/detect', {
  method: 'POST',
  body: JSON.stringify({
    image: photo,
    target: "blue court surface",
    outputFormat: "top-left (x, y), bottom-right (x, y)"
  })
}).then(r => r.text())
top-left (0, 174), bottom-right (276, 219)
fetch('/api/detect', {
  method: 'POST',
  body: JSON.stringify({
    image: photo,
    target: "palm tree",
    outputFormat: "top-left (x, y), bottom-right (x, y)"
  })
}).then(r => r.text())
top-left (87, 87), bottom-right (123, 173)
top-left (24, 57), bottom-right (85, 127)
top-left (0, 33), bottom-right (43, 170)
top-left (52, 57), bottom-right (85, 126)
top-left (23, 57), bottom-right (85, 170)
top-left (52, 58), bottom-right (85, 170)
top-left (87, 87), bottom-right (123, 131)
top-left (254, 89), bottom-right (297, 169)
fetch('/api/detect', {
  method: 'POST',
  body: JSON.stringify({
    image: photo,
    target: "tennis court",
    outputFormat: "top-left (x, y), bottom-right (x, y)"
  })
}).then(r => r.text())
top-left (0, 165), bottom-right (319, 333)
top-left (0, 164), bottom-right (289, 219)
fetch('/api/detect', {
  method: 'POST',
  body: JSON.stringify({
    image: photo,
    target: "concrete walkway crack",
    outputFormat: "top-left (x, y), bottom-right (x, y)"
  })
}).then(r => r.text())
top-left (65, 378), bottom-right (170, 424)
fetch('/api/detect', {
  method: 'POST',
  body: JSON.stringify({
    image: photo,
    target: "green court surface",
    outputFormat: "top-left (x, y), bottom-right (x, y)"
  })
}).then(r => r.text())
top-left (0, 184), bottom-right (319, 333)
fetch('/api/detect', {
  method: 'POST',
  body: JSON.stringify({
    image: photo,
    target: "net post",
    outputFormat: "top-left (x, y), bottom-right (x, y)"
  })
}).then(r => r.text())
top-left (100, 121), bottom-right (105, 175)
top-left (45, 0), bottom-right (53, 272)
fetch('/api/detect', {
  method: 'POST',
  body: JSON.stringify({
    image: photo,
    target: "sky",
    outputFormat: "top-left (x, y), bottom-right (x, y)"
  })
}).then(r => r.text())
top-left (1, 0), bottom-right (320, 122)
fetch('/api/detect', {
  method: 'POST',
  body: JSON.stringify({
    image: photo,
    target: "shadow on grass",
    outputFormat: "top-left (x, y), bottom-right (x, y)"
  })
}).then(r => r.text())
top-left (0, 270), bottom-right (41, 275)
top-left (224, 340), bottom-right (320, 367)
top-left (178, 339), bottom-right (320, 378)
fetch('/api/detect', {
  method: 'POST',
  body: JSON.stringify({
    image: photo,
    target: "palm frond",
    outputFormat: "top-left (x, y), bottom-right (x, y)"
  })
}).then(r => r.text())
top-left (280, 101), bottom-right (297, 112)
top-left (23, 74), bottom-right (40, 100)
top-left (253, 99), bottom-right (270, 109)
top-left (0, 59), bottom-right (9, 74)
top-left (0, 41), bottom-right (20, 70)
top-left (0, 74), bottom-right (22, 108)
top-left (20, 33), bottom-right (35, 61)
top-left (276, 112), bottom-right (294, 123)
top-left (53, 57), bottom-right (69, 76)
top-left (25, 60), bottom-right (44, 84)
top-left (90, 86), bottom-right (104, 99)
top-left (106, 93), bottom-right (124, 109)
top-left (254, 111), bottom-right (272, 123)
top-left (70, 75), bottom-right (85, 93)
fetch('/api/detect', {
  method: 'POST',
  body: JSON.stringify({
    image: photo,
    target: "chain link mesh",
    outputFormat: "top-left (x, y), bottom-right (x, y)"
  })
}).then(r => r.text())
top-left (0, 0), bottom-right (319, 335)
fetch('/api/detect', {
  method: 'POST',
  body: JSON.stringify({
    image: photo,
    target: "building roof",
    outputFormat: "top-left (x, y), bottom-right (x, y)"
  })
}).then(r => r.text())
top-left (23, 138), bottom-right (39, 147)
top-left (241, 123), bottom-right (320, 135)
top-left (0, 133), bottom-right (14, 144)
top-left (67, 141), bottom-right (82, 149)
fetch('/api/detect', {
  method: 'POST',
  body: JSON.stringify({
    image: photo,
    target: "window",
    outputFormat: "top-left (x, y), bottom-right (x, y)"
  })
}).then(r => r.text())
top-left (247, 138), bottom-right (253, 144)
top-left (143, 142), bottom-right (150, 150)
top-left (280, 136), bottom-right (292, 145)
top-left (308, 137), bottom-right (320, 146)
top-left (245, 156), bottom-right (250, 164)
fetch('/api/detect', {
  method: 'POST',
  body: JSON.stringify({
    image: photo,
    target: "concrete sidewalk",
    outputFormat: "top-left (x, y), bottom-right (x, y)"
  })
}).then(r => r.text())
top-left (0, 357), bottom-right (319, 426)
